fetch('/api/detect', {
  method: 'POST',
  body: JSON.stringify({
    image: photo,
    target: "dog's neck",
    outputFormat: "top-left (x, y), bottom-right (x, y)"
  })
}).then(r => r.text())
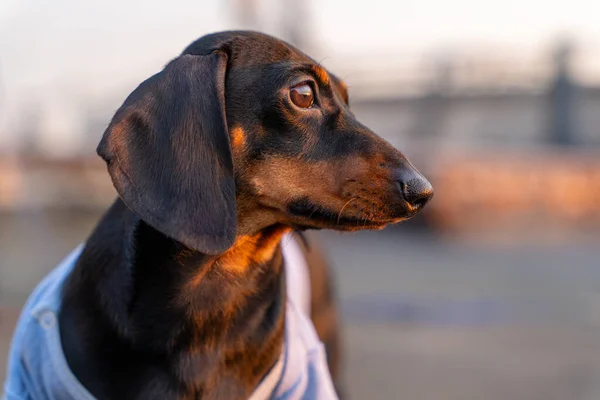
top-left (60, 199), bottom-right (290, 399)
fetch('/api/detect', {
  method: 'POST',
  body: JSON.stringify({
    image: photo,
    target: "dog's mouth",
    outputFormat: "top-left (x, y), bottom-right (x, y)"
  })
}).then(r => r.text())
top-left (285, 198), bottom-right (418, 231)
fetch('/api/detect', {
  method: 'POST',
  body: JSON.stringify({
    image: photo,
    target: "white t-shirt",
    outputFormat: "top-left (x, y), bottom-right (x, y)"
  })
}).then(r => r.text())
top-left (3, 234), bottom-right (338, 400)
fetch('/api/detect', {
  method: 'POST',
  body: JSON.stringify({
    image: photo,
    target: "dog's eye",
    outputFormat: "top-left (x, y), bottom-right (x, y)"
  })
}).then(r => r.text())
top-left (290, 83), bottom-right (314, 108)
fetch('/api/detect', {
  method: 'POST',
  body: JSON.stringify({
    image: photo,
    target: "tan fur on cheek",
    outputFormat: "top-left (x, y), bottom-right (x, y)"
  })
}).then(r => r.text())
top-left (250, 157), bottom-right (340, 203)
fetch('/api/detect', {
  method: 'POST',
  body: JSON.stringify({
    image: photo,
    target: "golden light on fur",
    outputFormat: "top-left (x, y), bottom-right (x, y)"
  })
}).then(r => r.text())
top-left (230, 126), bottom-right (246, 150)
top-left (311, 65), bottom-right (330, 85)
top-left (214, 225), bottom-right (290, 273)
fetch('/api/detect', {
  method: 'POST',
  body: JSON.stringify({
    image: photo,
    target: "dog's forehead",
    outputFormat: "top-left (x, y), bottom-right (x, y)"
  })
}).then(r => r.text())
top-left (184, 30), bottom-right (314, 68)
top-left (233, 38), bottom-right (313, 67)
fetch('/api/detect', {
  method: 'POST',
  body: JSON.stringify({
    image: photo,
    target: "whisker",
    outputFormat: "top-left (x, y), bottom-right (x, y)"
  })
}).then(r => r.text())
top-left (337, 198), bottom-right (357, 224)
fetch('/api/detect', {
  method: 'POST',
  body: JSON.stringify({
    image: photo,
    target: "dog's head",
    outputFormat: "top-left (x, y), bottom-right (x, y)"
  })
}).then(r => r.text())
top-left (98, 31), bottom-right (433, 255)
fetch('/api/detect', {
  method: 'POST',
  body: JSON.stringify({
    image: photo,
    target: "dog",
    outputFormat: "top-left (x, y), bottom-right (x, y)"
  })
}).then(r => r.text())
top-left (3, 31), bottom-right (433, 400)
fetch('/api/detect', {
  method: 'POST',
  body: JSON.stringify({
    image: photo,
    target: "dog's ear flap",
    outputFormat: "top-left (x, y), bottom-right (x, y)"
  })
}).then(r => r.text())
top-left (97, 52), bottom-right (236, 255)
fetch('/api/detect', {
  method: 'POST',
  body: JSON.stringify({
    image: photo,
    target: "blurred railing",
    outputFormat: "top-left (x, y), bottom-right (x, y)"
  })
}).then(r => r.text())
top-left (421, 146), bottom-right (600, 238)
top-left (0, 156), bottom-right (114, 211)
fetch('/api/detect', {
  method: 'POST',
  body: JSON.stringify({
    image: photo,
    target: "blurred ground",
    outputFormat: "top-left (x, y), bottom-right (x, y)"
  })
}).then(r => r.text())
top-left (2, 211), bottom-right (600, 399)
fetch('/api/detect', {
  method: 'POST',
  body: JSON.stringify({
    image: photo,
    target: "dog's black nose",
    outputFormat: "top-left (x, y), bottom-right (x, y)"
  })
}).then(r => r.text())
top-left (394, 167), bottom-right (434, 209)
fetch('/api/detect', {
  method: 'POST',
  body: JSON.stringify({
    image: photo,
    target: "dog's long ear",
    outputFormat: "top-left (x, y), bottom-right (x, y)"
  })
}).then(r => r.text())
top-left (97, 52), bottom-right (236, 255)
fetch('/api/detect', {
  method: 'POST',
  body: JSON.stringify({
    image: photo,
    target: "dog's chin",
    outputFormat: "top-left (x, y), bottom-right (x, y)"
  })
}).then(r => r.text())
top-left (284, 200), bottom-right (420, 232)
top-left (294, 215), bottom-right (411, 232)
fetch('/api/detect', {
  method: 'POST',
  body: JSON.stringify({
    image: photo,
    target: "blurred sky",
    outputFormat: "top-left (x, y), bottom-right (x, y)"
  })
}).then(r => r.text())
top-left (1, 0), bottom-right (600, 154)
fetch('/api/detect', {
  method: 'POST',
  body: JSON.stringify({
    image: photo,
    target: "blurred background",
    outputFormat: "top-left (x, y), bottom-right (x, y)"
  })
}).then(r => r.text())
top-left (2, 0), bottom-right (600, 398)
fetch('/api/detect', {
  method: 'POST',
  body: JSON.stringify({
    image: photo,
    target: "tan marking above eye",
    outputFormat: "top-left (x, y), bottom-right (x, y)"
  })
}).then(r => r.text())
top-left (290, 83), bottom-right (314, 108)
top-left (311, 65), bottom-right (330, 85)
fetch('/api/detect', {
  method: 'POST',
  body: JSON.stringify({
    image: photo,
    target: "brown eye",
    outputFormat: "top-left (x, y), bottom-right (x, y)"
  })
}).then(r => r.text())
top-left (290, 83), bottom-right (314, 108)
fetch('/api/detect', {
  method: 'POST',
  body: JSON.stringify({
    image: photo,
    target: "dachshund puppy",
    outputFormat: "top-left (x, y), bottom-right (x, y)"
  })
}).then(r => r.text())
top-left (3, 31), bottom-right (433, 400)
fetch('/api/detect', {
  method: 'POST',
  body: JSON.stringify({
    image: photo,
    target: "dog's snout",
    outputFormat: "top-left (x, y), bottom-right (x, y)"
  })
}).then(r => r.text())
top-left (394, 168), bottom-right (434, 209)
